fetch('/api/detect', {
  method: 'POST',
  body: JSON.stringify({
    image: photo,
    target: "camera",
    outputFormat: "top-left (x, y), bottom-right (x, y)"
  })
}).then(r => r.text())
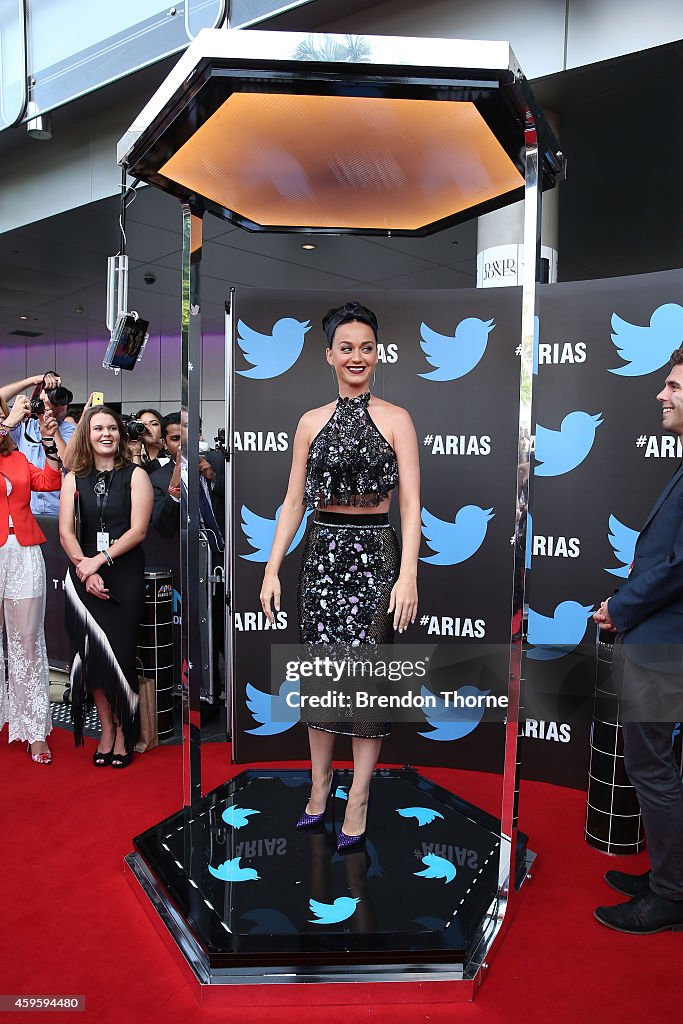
top-left (46, 385), bottom-right (73, 406)
top-left (214, 427), bottom-right (226, 450)
top-left (29, 379), bottom-right (73, 417)
top-left (121, 415), bottom-right (147, 440)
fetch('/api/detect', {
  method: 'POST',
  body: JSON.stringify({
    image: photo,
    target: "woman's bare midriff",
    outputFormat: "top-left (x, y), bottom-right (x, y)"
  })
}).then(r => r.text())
top-left (320, 494), bottom-right (392, 515)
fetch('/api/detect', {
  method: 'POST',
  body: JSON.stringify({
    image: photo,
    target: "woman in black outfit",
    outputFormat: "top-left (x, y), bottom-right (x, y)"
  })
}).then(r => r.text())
top-left (59, 407), bottom-right (153, 767)
top-left (261, 302), bottom-right (420, 849)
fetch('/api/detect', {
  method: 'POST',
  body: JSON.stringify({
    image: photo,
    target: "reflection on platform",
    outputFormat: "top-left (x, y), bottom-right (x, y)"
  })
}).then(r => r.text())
top-left (130, 767), bottom-right (530, 978)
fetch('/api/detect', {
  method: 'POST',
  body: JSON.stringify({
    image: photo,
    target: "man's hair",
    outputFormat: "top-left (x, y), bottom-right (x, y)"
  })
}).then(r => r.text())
top-left (136, 407), bottom-right (163, 423)
top-left (162, 412), bottom-right (181, 439)
top-left (670, 348), bottom-right (683, 366)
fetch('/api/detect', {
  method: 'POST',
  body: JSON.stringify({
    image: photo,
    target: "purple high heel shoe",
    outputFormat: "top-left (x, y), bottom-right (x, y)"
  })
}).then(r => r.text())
top-left (337, 795), bottom-right (369, 851)
top-left (296, 771), bottom-right (336, 828)
top-left (336, 827), bottom-right (366, 852)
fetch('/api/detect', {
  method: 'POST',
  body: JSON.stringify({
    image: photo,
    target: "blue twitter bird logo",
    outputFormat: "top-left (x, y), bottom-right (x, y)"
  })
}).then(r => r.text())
top-left (236, 317), bottom-right (311, 379)
top-left (606, 514), bottom-right (639, 578)
top-left (309, 897), bottom-right (360, 925)
top-left (535, 411), bottom-right (603, 477)
top-left (609, 303), bottom-right (683, 376)
top-left (418, 685), bottom-right (489, 741)
top-left (221, 805), bottom-right (260, 829)
top-left (245, 679), bottom-right (300, 736)
top-left (418, 316), bottom-right (494, 381)
top-left (527, 601), bottom-right (594, 660)
top-left (209, 858), bottom-right (260, 883)
top-left (396, 806), bottom-right (445, 827)
top-left (240, 504), bottom-right (311, 562)
top-left (420, 505), bottom-right (494, 565)
top-left (415, 853), bottom-right (456, 884)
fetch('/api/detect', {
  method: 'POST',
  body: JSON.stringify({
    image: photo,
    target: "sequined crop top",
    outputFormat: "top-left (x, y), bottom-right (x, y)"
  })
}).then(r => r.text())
top-left (304, 393), bottom-right (399, 509)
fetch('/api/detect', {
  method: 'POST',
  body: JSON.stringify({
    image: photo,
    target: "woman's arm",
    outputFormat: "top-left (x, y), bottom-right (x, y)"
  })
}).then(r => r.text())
top-left (59, 473), bottom-right (85, 567)
top-left (26, 410), bottom-right (62, 490)
top-left (260, 413), bottom-right (312, 623)
top-left (74, 467), bottom-right (153, 582)
top-left (389, 407), bottom-right (421, 633)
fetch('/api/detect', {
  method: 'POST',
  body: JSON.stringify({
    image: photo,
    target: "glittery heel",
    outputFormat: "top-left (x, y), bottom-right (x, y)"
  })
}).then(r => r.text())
top-left (336, 827), bottom-right (366, 852)
top-left (297, 771), bottom-right (335, 828)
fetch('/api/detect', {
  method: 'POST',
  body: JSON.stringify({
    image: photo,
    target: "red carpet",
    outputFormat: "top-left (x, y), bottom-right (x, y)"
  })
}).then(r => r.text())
top-left (2, 725), bottom-right (669, 1023)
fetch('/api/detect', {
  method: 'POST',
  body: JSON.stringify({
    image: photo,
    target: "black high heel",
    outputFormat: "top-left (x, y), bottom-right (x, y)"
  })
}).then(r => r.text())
top-left (111, 750), bottom-right (132, 769)
top-left (92, 741), bottom-right (115, 767)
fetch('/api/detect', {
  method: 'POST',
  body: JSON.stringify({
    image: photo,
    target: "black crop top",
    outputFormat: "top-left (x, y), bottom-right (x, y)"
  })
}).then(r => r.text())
top-left (304, 392), bottom-right (399, 510)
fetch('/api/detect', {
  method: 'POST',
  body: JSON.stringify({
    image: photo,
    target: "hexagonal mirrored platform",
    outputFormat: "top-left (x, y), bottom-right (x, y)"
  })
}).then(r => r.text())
top-left (129, 767), bottom-right (530, 981)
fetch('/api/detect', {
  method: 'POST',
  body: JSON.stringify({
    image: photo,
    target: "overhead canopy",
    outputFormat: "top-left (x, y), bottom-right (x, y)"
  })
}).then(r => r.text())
top-left (118, 29), bottom-right (562, 236)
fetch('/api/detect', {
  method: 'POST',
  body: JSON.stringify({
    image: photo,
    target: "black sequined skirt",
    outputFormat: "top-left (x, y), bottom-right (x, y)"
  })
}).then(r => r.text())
top-left (297, 510), bottom-right (400, 738)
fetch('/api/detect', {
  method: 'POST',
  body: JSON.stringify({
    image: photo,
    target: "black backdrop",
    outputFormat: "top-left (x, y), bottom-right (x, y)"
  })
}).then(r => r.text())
top-left (40, 268), bottom-right (683, 790)
top-left (232, 288), bottom-right (522, 780)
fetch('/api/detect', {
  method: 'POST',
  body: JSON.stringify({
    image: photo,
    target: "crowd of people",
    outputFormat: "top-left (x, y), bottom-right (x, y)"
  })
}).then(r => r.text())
top-left (0, 374), bottom-right (224, 768)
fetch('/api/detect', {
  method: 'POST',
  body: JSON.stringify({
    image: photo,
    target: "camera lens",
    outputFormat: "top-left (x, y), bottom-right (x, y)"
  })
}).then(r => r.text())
top-left (125, 418), bottom-right (146, 440)
top-left (46, 386), bottom-right (73, 406)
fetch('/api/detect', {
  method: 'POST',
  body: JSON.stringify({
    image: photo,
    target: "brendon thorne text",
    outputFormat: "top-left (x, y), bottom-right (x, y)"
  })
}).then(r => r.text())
top-left (268, 645), bottom-right (511, 724)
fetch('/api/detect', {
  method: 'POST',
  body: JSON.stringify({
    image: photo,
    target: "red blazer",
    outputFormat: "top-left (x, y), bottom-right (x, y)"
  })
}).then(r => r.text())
top-left (0, 450), bottom-right (62, 546)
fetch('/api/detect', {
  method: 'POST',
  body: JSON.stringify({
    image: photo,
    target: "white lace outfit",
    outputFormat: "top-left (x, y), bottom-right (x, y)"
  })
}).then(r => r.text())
top-left (0, 474), bottom-right (52, 743)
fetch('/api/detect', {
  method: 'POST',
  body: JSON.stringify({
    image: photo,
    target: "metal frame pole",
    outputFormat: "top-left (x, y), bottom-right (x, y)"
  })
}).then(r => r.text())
top-left (181, 202), bottom-right (204, 807)
top-left (499, 110), bottom-right (541, 900)
top-left (224, 290), bottom-right (235, 753)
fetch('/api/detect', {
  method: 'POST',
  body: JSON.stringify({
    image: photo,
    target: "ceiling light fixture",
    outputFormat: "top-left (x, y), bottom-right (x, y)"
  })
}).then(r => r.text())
top-left (301, 243), bottom-right (316, 250)
top-left (118, 30), bottom-right (562, 237)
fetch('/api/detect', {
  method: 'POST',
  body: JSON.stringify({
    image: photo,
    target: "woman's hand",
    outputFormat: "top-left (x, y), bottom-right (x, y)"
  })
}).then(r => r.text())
top-left (4, 395), bottom-right (30, 429)
top-left (388, 575), bottom-right (418, 633)
top-left (85, 573), bottom-right (110, 600)
top-left (260, 571), bottom-right (281, 625)
top-left (76, 555), bottom-right (104, 582)
top-left (129, 439), bottom-right (143, 464)
top-left (40, 408), bottom-right (59, 438)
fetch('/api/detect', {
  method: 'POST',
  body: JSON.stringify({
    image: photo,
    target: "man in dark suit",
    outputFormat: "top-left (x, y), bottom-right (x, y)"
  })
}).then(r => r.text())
top-left (594, 348), bottom-right (683, 934)
top-left (150, 413), bottom-right (225, 705)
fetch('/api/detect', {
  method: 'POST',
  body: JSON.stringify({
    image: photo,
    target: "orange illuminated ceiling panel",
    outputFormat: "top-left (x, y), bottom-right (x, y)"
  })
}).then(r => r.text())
top-left (160, 93), bottom-right (524, 231)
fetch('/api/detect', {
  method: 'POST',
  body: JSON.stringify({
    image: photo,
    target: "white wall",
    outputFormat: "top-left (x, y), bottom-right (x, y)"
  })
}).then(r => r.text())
top-left (3, 331), bottom-right (226, 444)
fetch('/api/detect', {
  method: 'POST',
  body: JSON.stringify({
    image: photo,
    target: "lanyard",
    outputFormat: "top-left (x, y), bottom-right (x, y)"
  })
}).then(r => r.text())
top-left (93, 472), bottom-right (112, 533)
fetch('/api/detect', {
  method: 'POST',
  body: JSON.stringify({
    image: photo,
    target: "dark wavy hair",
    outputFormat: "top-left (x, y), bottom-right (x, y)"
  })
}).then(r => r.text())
top-left (322, 302), bottom-right (379, 348)
top-left (69, 406), bottom-right (133, 477)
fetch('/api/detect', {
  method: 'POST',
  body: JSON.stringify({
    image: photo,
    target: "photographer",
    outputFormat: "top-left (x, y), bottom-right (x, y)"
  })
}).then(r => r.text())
top-left (0, 373), bottom-right (75, 515)
top-left (130, 408), bottom-right (167, 474)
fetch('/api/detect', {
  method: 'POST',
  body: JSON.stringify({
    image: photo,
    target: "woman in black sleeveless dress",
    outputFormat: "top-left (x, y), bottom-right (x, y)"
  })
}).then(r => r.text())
top-left (261, 302), bottom-right (421, 848)
top-left (59, 407), bottom-right (153, 766)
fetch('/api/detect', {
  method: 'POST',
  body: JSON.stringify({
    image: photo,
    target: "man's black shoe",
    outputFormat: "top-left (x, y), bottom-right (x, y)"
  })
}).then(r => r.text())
top-left (595, 891), bottom-right (683, 934)
top-left (604, 869), bottom-right (651, 897)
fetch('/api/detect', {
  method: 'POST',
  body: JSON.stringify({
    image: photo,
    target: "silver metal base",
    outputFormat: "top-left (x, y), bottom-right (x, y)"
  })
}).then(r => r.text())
top-left (124, 847), bottom-right (536, 1005)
